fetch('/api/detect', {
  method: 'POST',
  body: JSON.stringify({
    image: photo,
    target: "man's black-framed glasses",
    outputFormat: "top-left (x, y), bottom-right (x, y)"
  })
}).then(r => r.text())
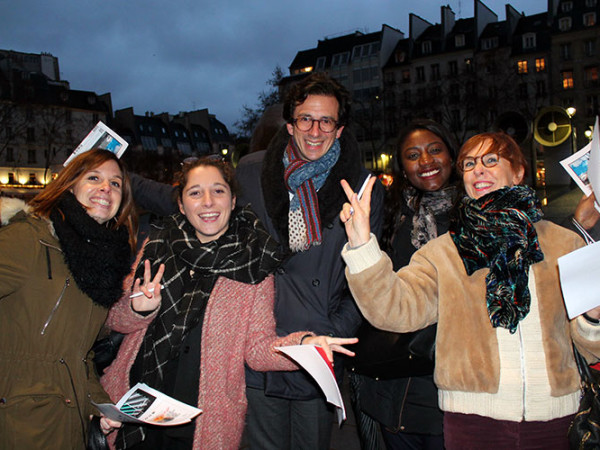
top-left (292, 115), bottom-right (338, 133)
top-left (461, 152), bottom-right (500, 172)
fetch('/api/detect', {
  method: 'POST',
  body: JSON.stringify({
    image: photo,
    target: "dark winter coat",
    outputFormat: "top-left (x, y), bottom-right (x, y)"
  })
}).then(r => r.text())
top-left (0, 213), bottom-right (112, 450)
top-left (239, 127), bottom-right (385, 399)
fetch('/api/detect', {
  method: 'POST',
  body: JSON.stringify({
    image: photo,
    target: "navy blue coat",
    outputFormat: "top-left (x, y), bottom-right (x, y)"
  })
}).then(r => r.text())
top-left (239, 127), bottom-right (384, 400)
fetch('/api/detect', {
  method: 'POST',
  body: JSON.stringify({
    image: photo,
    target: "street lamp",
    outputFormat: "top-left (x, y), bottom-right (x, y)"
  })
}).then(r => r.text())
top-left (566, 107), bottom-right (577, 154)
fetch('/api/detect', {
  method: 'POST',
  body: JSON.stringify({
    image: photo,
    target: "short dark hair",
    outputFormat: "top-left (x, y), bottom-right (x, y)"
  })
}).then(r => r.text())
top-left (176, 156), bottom-right (240, 200)
top-left (283, 73), bottom-right (351, 127)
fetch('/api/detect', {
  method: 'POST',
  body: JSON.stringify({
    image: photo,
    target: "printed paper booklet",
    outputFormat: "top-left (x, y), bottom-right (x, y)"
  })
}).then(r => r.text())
top-left (276, 344), bottom-right (346, 425)
top-left (64, 121), bottom-right (128, 166)
top-left (93, 382), bottom-right (202, 426)
top-left (560, 116), bottom-right (600, 213)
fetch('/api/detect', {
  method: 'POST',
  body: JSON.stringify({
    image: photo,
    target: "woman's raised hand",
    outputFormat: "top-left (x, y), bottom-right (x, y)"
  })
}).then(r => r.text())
top-left (131, 260), bottom-right (165, 312)
top-left (339, 176), bottom-right (376, 248)
top-left (302, 336), bottom-right (358, 363)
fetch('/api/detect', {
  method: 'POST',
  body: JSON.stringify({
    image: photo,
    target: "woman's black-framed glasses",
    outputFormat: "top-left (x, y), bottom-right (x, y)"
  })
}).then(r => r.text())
top-left (461, 152), bottom-right (500, 172)
top-left (292, 116), bottom-right (338, 133)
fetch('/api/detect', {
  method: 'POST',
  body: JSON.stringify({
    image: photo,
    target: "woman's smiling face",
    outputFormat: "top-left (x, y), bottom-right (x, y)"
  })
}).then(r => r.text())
top-left (400, 129), bottom-right (453, 192)
top-left (178, 165), bottom-right (236, 243)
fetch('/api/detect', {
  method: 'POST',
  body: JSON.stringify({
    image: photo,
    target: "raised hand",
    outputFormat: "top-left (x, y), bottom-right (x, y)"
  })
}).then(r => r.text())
top-left (339, 176), bottom-right (376, 248)
top-left (131, 259), bottom-right (165, 312)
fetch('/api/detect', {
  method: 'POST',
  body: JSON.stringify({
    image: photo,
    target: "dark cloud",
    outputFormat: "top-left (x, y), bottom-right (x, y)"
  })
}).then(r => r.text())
top-left (1, 0), bottom-right (546, 131)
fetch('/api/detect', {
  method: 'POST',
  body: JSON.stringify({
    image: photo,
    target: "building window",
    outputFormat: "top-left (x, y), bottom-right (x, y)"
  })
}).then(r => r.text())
top-left (586, 0), bottom-right (597, 7)
top-left (401, 69), bottom-right (411, 83)
top-left (28, 149), bottom-right (36, 163)
top-left (482, 36), bottom-right (498, 50)
top-left (523, 33), bottom-right (536, 49)
top-left (464, 58), bottom-right (473, 73)
top-left (430, 63), bottom-right (440, 80)
top-left (536, 58), bottom-right (546, 72)
top-left (561, 43), bottom-right (572, 60)
top-left (562, 1), bottom-right (573, 12)
top-left (8, 173), bottom-right (15, 184)
top-left (585, 66), bottom-right (599, 86)
top-left (585, 40), bottom-right (596, 56)
top-left (448, 60), bottom-right (458, 76)
top-left (65, 110), bottom-right (72, 123)
top-left (518, 83), bottom-right (528, 99)
top-left (422, 41), bottom-right (432, 54)
top-left (559, 17), bottom-right (572, 31)
top-left (517, 60), bottom-right (528, 74)
top-left (28, 173), bottom-right (37, 185)
top-left (394, 51), bottom-right (406, 64)
top-left (331, 52), bottom-right (349, 66)
top-left (26, 108), bottom-right (33, 121)
top-left (536, 80), bottom-right (547, 97)
top-left (6, 147), bottom-right (14, 162)
top-left (93, 113), bottom-right (99, 122)
top-left (562, 71), bottom-right (574, 89)
top-left (26, 127), bottom-right (35, 142)
top-left (315, 56), bottom-right (326, 70)
top-left (403, 90), bottom-right (411, 104)
top-left (416, 66), bottom-right (425, 82)
top-left (455, 34), bottom-right (465, 48)
top-left (584, 12), bottom-right (596, 27)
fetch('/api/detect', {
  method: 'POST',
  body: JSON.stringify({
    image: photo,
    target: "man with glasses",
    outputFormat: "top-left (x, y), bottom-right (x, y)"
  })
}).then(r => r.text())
top-left (239, 72), bottom-right (384, 449)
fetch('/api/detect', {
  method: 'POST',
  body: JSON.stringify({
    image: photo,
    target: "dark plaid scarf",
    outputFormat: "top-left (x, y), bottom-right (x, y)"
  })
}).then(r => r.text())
top-left (49, 191), bottom-right (131, 308)
top-left (283, 137), bottom-right (340, 252)
top-left (117, 205), bottom-right (284, 449)
top-left (449, 185), bottom-right (544, 333)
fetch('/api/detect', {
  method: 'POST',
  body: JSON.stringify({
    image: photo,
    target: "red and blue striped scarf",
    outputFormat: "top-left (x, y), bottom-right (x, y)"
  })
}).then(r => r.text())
top-left (283, 137), bottom-right (340, 252)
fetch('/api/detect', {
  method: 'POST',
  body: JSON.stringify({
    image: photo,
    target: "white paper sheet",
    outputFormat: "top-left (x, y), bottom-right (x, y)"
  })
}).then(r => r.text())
top-left (558, 240), bottom-right (600, 319)
top-left (276, 344), bottom-right (346, 425)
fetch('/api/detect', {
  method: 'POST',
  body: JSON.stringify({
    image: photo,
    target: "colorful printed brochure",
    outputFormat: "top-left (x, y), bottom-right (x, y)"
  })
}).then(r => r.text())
top-left (94, 383), bottom-right (202, 425)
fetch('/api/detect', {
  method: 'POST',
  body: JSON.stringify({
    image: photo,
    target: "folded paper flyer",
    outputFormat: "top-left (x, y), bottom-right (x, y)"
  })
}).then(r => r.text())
top-left (94, 382), bottom-right (202, 426)
top-left (64, 121), bottom-right (128, 166)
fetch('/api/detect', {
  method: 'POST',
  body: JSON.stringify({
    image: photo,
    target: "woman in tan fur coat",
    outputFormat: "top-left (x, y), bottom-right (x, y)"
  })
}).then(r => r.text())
top-left (339, 132), bottom-right (600, 450)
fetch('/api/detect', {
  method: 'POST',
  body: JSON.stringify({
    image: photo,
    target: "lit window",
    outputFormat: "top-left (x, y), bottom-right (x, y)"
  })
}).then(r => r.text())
top-left (536, 58), bottom-right (546, 72)
top-left (584, 12), bottom-right (596, 27)
top-left (517, 60), bottom-right (528, 74)
top-left (562, 71), bottom-right (574, 89)
top-left (455, 34), bottom-right (465, 47)
top-left (559, 17), bottom-right (572, 31)
top-left (585, 66), bottom-right (599, 85)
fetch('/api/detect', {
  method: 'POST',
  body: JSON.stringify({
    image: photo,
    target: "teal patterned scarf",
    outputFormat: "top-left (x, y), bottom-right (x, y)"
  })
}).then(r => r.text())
top-left (449, 185), bottom-right (544, 333)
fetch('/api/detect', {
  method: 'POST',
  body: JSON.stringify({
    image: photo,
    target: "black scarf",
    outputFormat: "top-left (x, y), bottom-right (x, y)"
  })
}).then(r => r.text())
top-left (134, 205), bottom-right (284, 390)
top-left (49, 192), bottom-right (131, 308)
top-left (449, 185), bottom-right (544, 333)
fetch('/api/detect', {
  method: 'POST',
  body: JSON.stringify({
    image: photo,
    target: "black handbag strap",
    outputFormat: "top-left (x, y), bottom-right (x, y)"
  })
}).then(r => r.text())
top-left (573, 344), bottom-right (593, 386)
